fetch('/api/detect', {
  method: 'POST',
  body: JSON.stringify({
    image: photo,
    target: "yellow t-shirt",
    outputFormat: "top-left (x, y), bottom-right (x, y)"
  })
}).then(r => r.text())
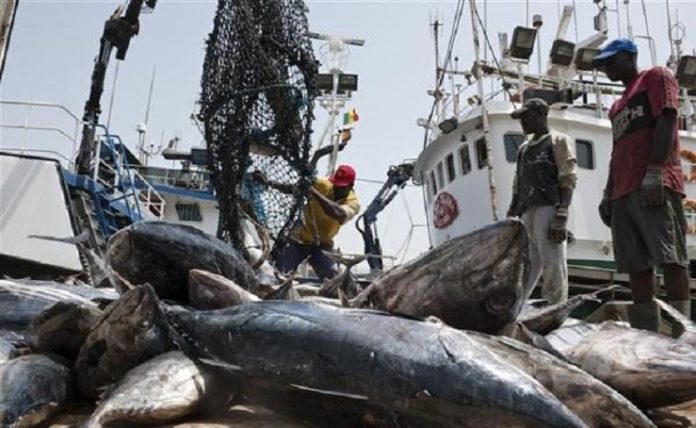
top-left (293, 178), bottom-right (360, 247)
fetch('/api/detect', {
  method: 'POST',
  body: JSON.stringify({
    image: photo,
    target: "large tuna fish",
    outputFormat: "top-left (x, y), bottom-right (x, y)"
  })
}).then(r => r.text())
top-left (0, 336), bottom-right (18, 364)
top-left (85, 351), bottom-right (207, 427)
top-left (468, 332), bottom-right (655, 427)
top-left (0, 354), bottom-right (72, 427)
top-left (0, 279), bottom-right (116, 332)
top-left (188, 269), bottom-right (260, 310)
top-left (166, 301), bottom-right (585, 428)
top-left (566, 321), bottom-right (696, 408)
top-left (105, 221), bottom-right (258, 302)
top-left (28, 300), bottom-right (102, 360)
top-left (349, 219), bottom-right (529, 333)
top-left (74, 284), bottom-right (174, 399)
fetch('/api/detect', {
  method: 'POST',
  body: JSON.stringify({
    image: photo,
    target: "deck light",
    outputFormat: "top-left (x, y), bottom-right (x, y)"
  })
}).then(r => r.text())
top-left (550, 40), bottom-right (575, 67)
top-left (510, 27), bottom-right (537, 61)
top-left (338, 74), bottom-right (358, 92)
top-left (676, 56), bottom-right (696, 89)
top-left (438, 117), bottom-right (459, 134)
top-left (575, 48), bottom-right (601, 72)
top-left (316, 73), bottom-right (359, 93)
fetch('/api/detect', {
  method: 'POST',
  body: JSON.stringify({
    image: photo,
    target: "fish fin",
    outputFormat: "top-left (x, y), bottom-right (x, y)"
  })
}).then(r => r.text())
top-left (28, 229), bottom-right (90, 245)
top-left (289, 384), bottom-right (369, 400)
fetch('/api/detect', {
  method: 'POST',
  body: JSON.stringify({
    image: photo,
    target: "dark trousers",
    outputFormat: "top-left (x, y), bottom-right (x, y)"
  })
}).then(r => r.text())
top-left (276, 241), bottom-right (337, 281)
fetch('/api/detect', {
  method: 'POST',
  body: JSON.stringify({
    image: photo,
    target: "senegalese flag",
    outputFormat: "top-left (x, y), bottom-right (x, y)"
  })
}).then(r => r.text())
top-left (343, 108), bottom-right (359, 126)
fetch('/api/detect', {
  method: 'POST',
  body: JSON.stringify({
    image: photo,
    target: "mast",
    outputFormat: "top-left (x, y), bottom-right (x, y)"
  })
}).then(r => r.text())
top-left (0, 0), bottom-right (19, 83)
top-left (469, 0), bottom-right (499, 221)
top-left (432, 16), bottom-right (442, 117)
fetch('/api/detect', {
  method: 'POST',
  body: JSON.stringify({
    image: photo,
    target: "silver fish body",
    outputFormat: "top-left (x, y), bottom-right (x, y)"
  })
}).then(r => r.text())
top-left (85, 351), bottom-right (206, 427)
top-left (470, 332), bottom-right (656, 428)
top-left (351, 219), bottom-right (530, 333)
top-left (0, 354), bottom-right (72, 427)
top-left (566, 321), bottom-right (696, 408)
top-left (167, 301), bottom-right (586, 428)
top-left (0, 279), bottom-right (116, 332)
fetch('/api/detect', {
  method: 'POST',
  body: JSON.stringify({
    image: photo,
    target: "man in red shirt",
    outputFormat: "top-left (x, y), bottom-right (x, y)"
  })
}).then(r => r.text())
top-left (594, 39), bottom-right (690, 330)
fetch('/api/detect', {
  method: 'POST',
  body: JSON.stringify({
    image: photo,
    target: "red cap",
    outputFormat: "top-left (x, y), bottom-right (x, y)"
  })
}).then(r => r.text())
top-left (329, 164), bottom-right (356, 187)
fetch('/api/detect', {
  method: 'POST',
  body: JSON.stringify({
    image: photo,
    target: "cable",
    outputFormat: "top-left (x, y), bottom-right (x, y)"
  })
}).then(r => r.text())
top-left (422, 0), bottom-right (467, 149)
top-left (473, 3), bottom-right (518, 108)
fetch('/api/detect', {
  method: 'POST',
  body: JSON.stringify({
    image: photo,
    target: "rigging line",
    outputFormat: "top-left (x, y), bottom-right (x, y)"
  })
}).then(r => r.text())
top-left (665, 0), bottom-right (674, 60)
top-left (421, 0), bottom-right (466, 149)
top-left (441, 0), bottom-right (466, 75)
top-left (639, 0), bottom-right (655, 66)
top-left (473, 4), bottom-right (518, 109)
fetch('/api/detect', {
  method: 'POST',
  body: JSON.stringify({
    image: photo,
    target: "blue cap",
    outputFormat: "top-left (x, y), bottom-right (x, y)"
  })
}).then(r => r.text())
top-left (592, 38), bottom-right (638, 66)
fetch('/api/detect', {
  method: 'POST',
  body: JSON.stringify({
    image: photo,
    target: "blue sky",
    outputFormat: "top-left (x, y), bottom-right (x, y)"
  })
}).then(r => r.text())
top-left (2, 0), bottom-right (695, 265)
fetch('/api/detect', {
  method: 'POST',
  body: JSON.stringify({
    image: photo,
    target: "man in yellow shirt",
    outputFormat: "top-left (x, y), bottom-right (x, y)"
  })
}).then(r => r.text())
top-left (276, 164), bottom-right (360, 280)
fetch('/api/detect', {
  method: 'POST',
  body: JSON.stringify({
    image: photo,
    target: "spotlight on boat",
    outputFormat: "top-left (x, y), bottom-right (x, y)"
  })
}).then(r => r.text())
top-left (438, 117), bottom-right (459, 134)
top-left (510, 26), bottom-right (537, 61)
top-left (676, 55), bottom-right (696, 89)
top-left (316, 73), bottom-right (359, 93)
top-left (575, 48), bottom-right (601, 72)
top-left (550, 40), bottom-right (575, 67)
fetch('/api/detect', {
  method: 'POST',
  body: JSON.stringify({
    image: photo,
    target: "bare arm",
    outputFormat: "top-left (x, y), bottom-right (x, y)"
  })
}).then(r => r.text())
top-left (310, 187), bottom-right (348, 223)
top-left (310, 142), bottom-right (347, 169)
top-left (649, 110), bottom-right (678, 166)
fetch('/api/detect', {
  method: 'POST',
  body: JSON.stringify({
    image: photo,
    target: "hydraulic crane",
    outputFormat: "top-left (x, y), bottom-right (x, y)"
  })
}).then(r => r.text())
top-left (355, 162), bottom-right (415, 274)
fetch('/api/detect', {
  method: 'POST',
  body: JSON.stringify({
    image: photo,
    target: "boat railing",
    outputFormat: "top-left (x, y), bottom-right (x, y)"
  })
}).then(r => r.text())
top-left (127, 164), bottom-right (212, 192)
top-left (0, 99), bottom-right (83, 168)
top-left (92, 130), bottom-right (166, 221)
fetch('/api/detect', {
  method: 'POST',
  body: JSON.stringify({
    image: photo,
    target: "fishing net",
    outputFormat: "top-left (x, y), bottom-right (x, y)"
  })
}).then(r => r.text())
top-left (199, 0), bottom-right (317, 260)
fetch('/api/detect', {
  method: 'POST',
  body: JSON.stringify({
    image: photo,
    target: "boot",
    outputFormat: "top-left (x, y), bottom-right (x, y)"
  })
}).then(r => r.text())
top-left (628, 301), bottom-right (661, 332)
top-left (668, 300), bottom-right (692, 319)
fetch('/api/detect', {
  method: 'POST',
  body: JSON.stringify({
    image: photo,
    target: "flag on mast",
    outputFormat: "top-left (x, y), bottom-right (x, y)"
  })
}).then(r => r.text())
top-left (343, 108), bottom-right (359, 126)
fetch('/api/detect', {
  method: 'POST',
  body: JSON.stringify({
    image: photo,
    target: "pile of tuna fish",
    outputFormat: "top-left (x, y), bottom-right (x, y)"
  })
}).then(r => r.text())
top-left (2, 219), bottom-right (696, 427)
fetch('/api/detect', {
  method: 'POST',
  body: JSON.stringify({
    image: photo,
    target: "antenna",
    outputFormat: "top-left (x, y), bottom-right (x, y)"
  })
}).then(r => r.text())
top-left (137, 65), bottom-right (160, 165)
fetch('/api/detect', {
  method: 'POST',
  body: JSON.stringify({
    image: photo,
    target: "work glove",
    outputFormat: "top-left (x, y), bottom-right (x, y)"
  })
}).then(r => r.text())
top-left (598, 190), bottom-right (611, 227)
top-left (640, 166), bottom-right (665, 207)
top-left (548, 207), bottom-right (568, 244)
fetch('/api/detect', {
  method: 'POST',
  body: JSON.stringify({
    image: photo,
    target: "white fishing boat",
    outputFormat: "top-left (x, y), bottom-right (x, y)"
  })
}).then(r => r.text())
top-left (413, 0), bottom-right (696, 285)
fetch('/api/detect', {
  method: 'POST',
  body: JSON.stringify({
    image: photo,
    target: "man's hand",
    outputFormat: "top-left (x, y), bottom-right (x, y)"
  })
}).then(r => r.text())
top-left (251, 170), bottom-right (267, 185)
top-left (640, 166), bottom-right (665, 207)
top-left (598, 192), bottom-right (611, 227)
top-left (548, 207), bottom-right (568, 244)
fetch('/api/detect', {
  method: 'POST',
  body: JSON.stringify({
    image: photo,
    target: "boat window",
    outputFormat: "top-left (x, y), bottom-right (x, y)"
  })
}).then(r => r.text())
top-left (436, 162), bottom-right (445, 189)
top-left (175, 203), bottom-right (203, 222)
top-left (476, 137), bottom-right (488, 169)
top-left (503, 133), bottom-right (526, 162)
top-left (429, 171), bottom-right (437, 196)
top-left (576, 139), bottom-right (594, 170)
top-left (459, 144), bottom-right (472, 175)
top-left (446, 154), bottom-right (456, 182)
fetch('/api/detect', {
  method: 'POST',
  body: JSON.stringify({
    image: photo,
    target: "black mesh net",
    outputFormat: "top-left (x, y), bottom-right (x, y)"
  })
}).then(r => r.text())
top-left (199, 0), bottom-right (317, 259)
